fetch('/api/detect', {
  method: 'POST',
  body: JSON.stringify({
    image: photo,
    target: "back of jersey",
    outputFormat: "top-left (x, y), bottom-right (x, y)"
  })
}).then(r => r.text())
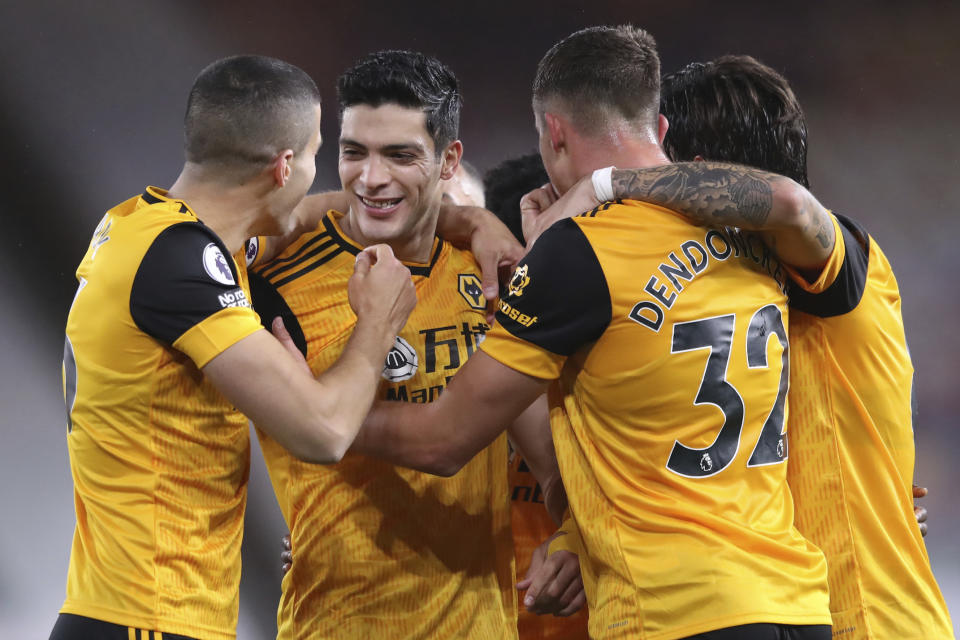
top-left (60, 188), bottom-right (262, 640)
top-left (481, 200), bottom-right (830, 640)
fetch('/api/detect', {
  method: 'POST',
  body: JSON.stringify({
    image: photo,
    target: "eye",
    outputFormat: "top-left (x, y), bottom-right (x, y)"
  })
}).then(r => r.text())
top-left (340, 147), bottom-right (364, 159)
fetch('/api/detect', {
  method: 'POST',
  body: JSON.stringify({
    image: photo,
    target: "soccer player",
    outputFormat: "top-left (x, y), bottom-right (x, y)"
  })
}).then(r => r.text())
top-left (534, 55), bottom-right (954, 640)
top-left (249, 50), bottom-right (568, 640)
top-left (52, 55), bottom-right (419, 640)
top-left (334, 26), bottom-right (834, 640)
top-left (483, 152), bottom-right (590, 640)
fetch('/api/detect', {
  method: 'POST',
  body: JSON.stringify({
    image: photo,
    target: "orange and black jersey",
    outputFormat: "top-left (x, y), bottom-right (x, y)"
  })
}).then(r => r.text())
top-left (784, 213), bottom-right (954, 639)
top-left (482, 200), bottom-right (830, 640)
top-left (61, 187), bottom-right (263, 640)
top-left (248, 210), bottom-right (515, 640)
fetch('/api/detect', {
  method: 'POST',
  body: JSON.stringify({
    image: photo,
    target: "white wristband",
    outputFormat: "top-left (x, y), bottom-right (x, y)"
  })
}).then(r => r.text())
top-left (591, 166), bottom-right (615, 202)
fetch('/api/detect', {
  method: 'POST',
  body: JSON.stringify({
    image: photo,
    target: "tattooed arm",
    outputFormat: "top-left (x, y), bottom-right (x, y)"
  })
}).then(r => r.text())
top-left (610, 162), bottom-right (834, 270)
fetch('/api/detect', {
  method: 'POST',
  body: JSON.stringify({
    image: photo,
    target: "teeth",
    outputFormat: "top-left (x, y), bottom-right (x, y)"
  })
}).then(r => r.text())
top-left (361, 196), bottom-right (401, 209)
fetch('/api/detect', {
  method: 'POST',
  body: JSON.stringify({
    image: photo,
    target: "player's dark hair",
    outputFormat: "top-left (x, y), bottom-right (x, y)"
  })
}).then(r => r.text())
top-left (184, 55), bottom-right (321, 173)
top-left (337, 50), bottom-right (461, 153)
top-left (483, 153), bottom-right (550, 245)
top-left (661, 55), bottom-right (809, 187)
top-left (533, 25), bottom-right (661, 135)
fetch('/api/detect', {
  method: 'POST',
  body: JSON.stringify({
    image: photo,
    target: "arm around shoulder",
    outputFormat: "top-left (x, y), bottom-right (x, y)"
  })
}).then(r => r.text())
top-left (204, 317), bottom-right (394, 463)
top-left (609, 162), bottom-right (835, 270)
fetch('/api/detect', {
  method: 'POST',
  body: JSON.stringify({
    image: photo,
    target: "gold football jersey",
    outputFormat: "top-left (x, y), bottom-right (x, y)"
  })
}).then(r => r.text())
top-left (482, 199), bottom-right (831, 640)
top-left (786, 213), bottom-right (954, 639)
top-left (250, 210), bottom-right (516, 640)
top-left (60, 187), bottom-right (263, 639)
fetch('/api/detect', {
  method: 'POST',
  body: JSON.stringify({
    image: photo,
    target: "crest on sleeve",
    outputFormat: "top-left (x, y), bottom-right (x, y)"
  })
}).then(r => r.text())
top-left (202, 243), bottom-right (236, 286)
top-left (458, 274), bottom-right (486, 311)
top-left (507, 264), bottom-right (531, 298)
top-left (245, 237), bottom-right (260, 266)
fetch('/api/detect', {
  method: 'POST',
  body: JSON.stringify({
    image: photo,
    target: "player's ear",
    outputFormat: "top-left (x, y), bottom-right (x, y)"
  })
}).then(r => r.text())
top-left (657, 114), bottom-right (669, 145)
top-left (273, 150), bottom-right (295, 187)
top-left (439, 140), bottom-right (463, 181)
top-left (544, 112), bottom-right (566, 153)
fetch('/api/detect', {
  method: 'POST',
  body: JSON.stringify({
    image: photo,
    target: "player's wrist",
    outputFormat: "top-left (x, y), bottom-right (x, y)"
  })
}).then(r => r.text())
top-left (591, 166), bottom-right (616, 202)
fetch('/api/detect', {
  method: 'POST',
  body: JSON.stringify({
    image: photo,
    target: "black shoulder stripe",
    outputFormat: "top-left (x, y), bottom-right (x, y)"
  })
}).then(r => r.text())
top-left (495, 217), bottom-right (612, 355)
top-left (262, 238), bottom-right (339, 283)
top-left (256, 231), bottom-right (335, 280)
top-left (271, 246), bottom-right (345, 288)
top-left (248, 271), bottom-right (308, 358)
top-left (141, 190), bottom-right (189, 213)
top-left (788, 212), bottom-right (870, 317)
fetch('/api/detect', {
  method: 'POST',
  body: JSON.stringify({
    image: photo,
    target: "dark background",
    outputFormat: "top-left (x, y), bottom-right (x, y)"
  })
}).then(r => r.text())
top-left (1, 1), bottom-right (956, 636)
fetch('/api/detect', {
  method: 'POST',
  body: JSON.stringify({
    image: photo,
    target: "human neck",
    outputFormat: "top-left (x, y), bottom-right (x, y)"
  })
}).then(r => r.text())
top-left (569, 130), bottom-right (672, 184)
top-left (339, 205), bottom-right (440, 264)
top-left (167, 164), bottom-right (267, 255)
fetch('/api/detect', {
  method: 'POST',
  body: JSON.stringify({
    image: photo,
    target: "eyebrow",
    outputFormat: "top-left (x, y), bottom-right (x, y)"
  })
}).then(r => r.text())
top-left (339, 138), bottom-right (426, 155)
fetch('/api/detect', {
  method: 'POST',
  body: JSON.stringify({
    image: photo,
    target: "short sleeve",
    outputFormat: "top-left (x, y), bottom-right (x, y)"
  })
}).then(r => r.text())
top-left (786, 213), bottom-right (870, 317)
top-left (131, 222), bottom-right (263, 367)
top-left (480, 217), bottom-right (611, 380)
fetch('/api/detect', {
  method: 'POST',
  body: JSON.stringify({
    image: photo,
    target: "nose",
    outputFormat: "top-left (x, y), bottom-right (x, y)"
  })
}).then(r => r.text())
top-left (360, 154), bottom-right (390, 192)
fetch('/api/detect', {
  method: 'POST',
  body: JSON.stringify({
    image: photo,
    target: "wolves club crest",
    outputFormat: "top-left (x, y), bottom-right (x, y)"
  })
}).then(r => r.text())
top-left (507, 264), bottom-right (531, 297)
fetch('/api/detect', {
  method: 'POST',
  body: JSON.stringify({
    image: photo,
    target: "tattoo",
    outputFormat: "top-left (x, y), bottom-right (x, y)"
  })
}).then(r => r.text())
top-left (611, 162), bottom-right (776, 228)
top-left (815, 223), bottom-right (832, 249)
top-left (808, 194), bottom-right (835, 249)
top-left (792, 189), bottom-right (835, 250)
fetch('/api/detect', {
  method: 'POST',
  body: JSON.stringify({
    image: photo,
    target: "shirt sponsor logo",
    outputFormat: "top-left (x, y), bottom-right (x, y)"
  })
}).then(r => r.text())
top-left (383, 335), bottom-right (418, 382)
top-left (507, 264), bottom-right (531, 297)
top-left (218, 288), bottom-right (250, 308)
top-left (203, 243), bottom-right (236, 286)
top-left (498, 299), bottom-right (538, 327)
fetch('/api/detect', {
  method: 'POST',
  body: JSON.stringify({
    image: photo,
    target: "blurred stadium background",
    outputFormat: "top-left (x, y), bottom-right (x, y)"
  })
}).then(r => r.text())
top-left (1, 1), bottom-right (956, 636)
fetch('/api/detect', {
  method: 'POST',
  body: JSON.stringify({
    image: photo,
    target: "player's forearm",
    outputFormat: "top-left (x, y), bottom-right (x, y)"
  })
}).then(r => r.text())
top-left (354, 351), bottom-right (547, 476)
top-left (252, 317), bottom-right (396, 464)
top-left (611, 162), bottom-right (797, 229)
top-left (306, 316), bottom-right (402, 458)
top-left (610, 163), bottom-right (834, 268)
top-left (351, 397), bottom-right (471, 476)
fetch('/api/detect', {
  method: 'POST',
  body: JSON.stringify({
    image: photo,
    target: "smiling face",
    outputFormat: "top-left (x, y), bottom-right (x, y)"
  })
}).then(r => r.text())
top-left (338, 103), bottom-right (459, 259)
